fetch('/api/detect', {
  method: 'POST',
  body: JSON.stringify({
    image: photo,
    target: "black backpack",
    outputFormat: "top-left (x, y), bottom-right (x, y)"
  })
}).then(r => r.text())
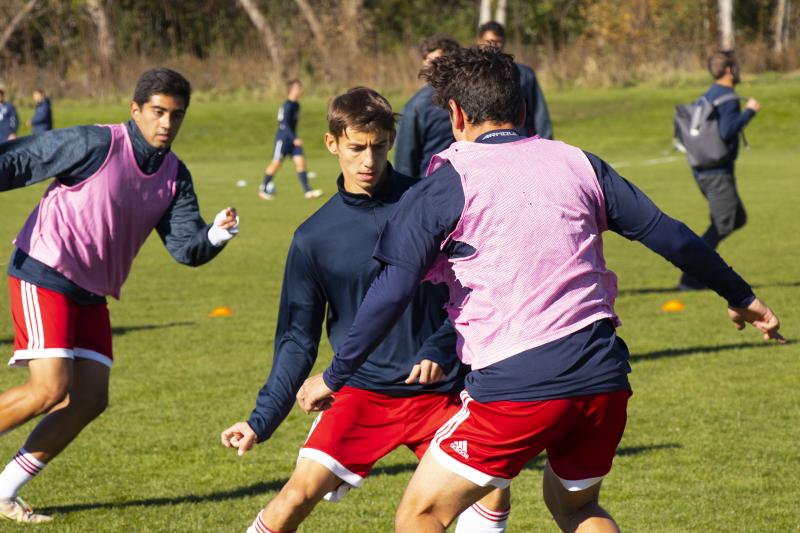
top-left (673, 93), bottom-right (747, 168)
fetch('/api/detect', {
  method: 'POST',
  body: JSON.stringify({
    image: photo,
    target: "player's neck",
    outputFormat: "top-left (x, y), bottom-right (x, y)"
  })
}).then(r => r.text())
top-left (460, 121), bottom-right (517, 142)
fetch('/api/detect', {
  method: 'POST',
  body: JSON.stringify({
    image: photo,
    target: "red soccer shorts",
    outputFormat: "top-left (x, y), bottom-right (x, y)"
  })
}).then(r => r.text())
top-left (430, 389), bottom-right (632, 490)
top-left (299, 386), bottom-right (462, 500)
top-left (7, 277), bottom-right (113, 368)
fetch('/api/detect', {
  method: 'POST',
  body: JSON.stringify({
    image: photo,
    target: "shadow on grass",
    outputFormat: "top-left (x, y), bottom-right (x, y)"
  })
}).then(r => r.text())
top-left (41, 478), bottom-right (287, 515)
top-left (619, 279), bottom-right (800, 297)
top-left (631, 341), bottom-right (780, 363)
top-left (0, 322), bottom-right (195, 347)
top-left (43, 442), bottom-right (681, 516)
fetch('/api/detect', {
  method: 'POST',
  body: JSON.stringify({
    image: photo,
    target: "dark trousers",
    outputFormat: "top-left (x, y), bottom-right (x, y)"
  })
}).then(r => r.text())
top-left (680, 168), bottom-right (747, 288)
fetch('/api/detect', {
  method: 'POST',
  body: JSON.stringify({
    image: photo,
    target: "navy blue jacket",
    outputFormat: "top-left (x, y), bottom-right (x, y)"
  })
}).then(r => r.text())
top-left (321, 131), bottom-right (755, 403)
top-left (247, 167), bottom-right (465, 443)
top-left (395, 85), bottom-right (455, 178)
top-left (1, 120), bottom-right (225, 305)
top-left (694, 83), bottom-right (756, 174)
top-left (517, 63), bottom-right (552, 140)
top-left (31, 98), bottom-right (52, 134)
top-left (0, 102), bottom-right (19, 141)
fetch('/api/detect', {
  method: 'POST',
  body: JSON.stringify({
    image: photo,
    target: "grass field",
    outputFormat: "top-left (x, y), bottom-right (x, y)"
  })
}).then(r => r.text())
top-left (0, 75), bottom-right (798, 532)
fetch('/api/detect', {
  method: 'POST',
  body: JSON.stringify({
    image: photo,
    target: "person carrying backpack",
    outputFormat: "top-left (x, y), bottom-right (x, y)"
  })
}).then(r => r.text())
top-left (676, 51), bottom-right (760, 290)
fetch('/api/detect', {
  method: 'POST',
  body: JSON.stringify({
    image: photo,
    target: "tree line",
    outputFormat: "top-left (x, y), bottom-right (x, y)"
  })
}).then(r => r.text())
top-left (0, 0), bottom-right (797, 99)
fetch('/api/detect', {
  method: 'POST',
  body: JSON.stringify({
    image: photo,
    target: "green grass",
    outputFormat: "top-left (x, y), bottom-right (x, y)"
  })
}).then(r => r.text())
top-left (0, 76), bottom-right (798, 532)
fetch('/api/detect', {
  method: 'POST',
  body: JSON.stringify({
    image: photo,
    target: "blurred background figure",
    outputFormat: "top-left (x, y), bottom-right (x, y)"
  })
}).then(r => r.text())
top-left (395, 34), bottom-right (461, 178)
top-left (0, 89), bottom-right (19, 141)
top-left (29, 89), bottom-right (52, 134)
top-left (478, 21), bottom-right (552, 140)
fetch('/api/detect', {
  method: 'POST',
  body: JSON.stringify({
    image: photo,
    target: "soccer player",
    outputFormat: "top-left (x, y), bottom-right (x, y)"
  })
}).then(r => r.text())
top-left (478, 21), bottom-right (552, 139)
top-left (296, 48), bottom-right (784, 532)
top-left (0, 89), bottom-right (19, 141)
top-left (678, 51), bottom-right (760, 290)
top-left (0, 68), bottom-right (239, 523)
top-left (394, 34), bottom-right (460, 178)
top-left (221, 87), bottom-right (510, 533)
top-left (29, 89), bottom-right (52, 134)
top-left (258, 79), bottom-right (322, 200)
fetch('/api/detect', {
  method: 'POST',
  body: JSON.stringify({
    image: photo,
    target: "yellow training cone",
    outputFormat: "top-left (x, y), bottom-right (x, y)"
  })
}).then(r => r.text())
top-left (661, 299), bottom-right (685, 312)
top-left (209, 306), bottom-right (234, 317)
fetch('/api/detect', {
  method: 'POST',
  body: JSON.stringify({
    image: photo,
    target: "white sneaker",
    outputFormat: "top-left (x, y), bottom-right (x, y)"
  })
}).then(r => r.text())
top-left (304, 189), bottom-right (323, 199)
top-left (0, 497), bottom-right (52, 523)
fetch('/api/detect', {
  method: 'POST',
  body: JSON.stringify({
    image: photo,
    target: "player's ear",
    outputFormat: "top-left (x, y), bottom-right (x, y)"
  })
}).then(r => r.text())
top-left (130, 101), bottom-right (141, 119)
top-left (388, 129), bottom-right (397, 150)
top-left (324, 132), bottom-right (339, 155)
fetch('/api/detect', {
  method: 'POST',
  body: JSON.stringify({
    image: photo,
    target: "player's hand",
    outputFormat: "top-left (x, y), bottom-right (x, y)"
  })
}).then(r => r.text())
top-left (728, 297), bottom-right (785, 344)
top-left (746, 98), bottom-right (761, 112)
top-left (293, 138), bottom-right (303, 147)
top-left (296, 373), bottom-right (334, 414)
top-left (216, 207), bottom-right (239, 231)
top-left (208, 207), bottom-right (240, 246)
top-left (7, 133), bottom-right (16, 141)
top-left (405, 359), bottom-right (445, 384)
top-left (220, 421), bottom-right (257, 457)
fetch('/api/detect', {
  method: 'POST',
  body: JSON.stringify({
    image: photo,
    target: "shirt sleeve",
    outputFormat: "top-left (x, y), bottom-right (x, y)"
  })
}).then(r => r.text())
top-left (9, 105), bottom-right (18, 134)
top-left (154, 162), bottom-right (224, 266)
top-left (394, 97), bottom-right (421, 177)
top-left (247, 238), bottom-right (326, 442)
top-left (586, 151), bottom-right (755, 307)
top-left (717, 100), bottom-right (755, 142)
top-left (414, 316), bottom-right (459, 372)
top-left (0, 125), bottom-right (111, 191)
top-left (322, 166), bottom-right (465, 390)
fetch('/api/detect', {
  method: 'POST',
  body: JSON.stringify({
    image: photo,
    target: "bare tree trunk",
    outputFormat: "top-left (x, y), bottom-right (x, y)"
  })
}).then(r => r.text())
top-left (0, 0), bottom-right (39, 55)
top-left (294, 0), bottom-right (334, 81)
top-left (84, 0), bottom-right (115, 74)
top-left (340, 0), bottom-right (363, 79)
top-left (495, 0), bottom-right (507, 26)
top-left (237, 0), bottom-right (284, 76)
top-left (718, 0), bottom-right (734, 51)
top-left (479, 0), bottom-right (492, 26)
top-left (772, 0), bottom-right (788, 52)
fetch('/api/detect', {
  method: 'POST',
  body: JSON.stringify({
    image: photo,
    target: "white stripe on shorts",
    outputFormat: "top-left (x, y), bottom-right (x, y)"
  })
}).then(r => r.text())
top-left (273, 140), bottom-right (284, 161)
top-left (21, 281), bottom-right (44, 350)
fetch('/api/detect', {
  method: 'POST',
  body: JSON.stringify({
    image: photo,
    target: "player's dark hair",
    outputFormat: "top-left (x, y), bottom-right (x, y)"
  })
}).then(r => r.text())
top-left (327, 87), bottom-right (397, 138)
top-left (419, 34), bottom-right (461, 59)
top-left (478, 21), bottom-right (505, 39)
top-left (287, 78), bottom-right (302, 89)
top-left (421, 46), bottom-right (523, 127)
top-left (132, 68), bottom-right (192, 108)
top-left (708, 50), bottom-right (739, 80)
top-left (0, 89), bottom-right (4, 97)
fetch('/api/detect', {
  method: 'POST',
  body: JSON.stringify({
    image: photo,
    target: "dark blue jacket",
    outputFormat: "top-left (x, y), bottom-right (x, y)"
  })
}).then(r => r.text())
top-left (395, 85), bottom-right (455, 178)
top-left (247, 167), bottom-right (465, 442)
top-left (0, 102), bottom-right (19, 141)
top-left (694, 83), bottom-right (756, 174)
top-left (277, 99), bottom-right (300, 140)
top-left (517, 63), bottom-right (552, 139)
top-left (31, 98), bottom-right (52, 134)
top-left (1, 120), bottom-right (225, 305)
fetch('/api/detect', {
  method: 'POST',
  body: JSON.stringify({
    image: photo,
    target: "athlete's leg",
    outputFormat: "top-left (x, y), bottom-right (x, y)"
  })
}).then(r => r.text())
top-left (22, 359), bottom-right (109, 463)
top-left (455, 486), bottom-right (511, 532)
top-left (396, 450), bottom-right (494, 533)
top-left (0, 358), bottom-right (72, 435)
top-left (253, 458), bottom-right (348, 532)
top-left (542, 461), bottom-right (618, 533)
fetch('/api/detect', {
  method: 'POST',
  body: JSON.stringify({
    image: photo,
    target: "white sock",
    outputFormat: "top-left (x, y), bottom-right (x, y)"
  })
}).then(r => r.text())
top-left (454, 502), bottom-right (510, 533)
top-left (0, 448), bottom-right (47, 500)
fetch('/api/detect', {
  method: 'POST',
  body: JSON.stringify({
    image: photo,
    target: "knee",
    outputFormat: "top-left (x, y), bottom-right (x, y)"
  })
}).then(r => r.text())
top-left (70, 390), bottom-right (109, 421)
top-left (278, 484), bottom-right (318, 514)
top-left (28, 380), bottom-right (69, 414)
top-left (395, 497), bottom-right (434, 532)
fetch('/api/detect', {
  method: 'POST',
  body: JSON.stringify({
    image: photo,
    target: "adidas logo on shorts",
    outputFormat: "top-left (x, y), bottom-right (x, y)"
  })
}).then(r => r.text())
top-left (450, 440), bottom-right (469, 459)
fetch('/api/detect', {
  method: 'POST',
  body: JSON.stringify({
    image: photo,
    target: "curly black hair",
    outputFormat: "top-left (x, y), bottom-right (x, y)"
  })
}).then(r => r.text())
top-left (420, 46), bottom-right (523, 127)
